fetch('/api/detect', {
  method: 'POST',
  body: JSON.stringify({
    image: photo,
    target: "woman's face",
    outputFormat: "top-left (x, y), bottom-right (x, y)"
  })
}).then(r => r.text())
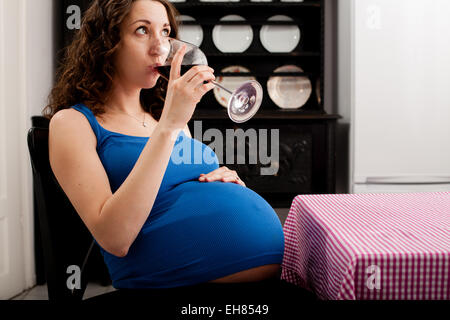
top-left (113, 0), bottom-right (171, 89)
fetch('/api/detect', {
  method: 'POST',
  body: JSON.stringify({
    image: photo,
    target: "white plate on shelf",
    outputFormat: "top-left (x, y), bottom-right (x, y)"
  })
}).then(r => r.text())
top-left (267, 65), bottom-right (312, 109)
top-left (212, 15), bottom-right (253, 53)
top-left (260, 15), bottom-right (300, 53)
top-left (213, 66), bottom-right (256, 108)
top-left (177, 15), bottom-right (203, 47)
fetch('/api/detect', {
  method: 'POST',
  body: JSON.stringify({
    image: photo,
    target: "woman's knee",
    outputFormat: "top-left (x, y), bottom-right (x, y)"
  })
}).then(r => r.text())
top-left (207, 264), bottom-right (281, 283)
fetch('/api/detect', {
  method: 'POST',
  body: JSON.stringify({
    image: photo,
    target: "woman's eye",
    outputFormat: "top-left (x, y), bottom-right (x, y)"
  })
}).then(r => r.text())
top-left (162, 28), bottom-right (170, 36)
top-left (136, 26), bottom-right (147, 35)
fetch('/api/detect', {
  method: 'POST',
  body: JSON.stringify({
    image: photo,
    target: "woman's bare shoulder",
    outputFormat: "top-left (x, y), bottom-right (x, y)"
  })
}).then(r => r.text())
top-left (49, 108), bottom-right (97, 145)
top-left (51, 107), bottom-right (86, 123)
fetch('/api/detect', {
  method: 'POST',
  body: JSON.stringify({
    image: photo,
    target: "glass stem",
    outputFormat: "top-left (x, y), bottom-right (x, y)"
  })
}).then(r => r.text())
top-left (211, 81), bottom-right (233, 95)
top-left (160, 75), bottom-right (233, 95)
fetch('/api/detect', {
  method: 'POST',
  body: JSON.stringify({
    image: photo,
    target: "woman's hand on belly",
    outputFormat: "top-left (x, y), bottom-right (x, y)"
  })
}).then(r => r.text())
top-left (198, 166), bottom-right (246, 187)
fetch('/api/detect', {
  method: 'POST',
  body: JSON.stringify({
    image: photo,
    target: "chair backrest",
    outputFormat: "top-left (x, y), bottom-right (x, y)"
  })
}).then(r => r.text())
top-left (27, 116), bottom-right (103, 301)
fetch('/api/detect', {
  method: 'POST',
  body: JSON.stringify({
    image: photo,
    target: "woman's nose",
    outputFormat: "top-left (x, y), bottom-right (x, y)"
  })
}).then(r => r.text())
top-left (149, 36), bottom-right (169, 57)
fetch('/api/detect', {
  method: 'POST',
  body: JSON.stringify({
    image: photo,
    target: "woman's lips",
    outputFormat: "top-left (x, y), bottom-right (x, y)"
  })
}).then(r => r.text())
top-left (148, 64), bottom-right (161, 74)
top-left (147, 66), bottom-right (159, 75)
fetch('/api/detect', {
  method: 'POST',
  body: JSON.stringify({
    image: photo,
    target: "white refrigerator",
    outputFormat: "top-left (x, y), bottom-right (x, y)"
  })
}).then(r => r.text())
top-left (349, 0), bottom-right (450, 193)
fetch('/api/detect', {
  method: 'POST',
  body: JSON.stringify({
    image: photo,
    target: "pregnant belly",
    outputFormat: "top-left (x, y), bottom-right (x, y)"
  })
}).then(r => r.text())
top-left (108, 181), bottom-right (285, 286)
top-left (136, 181), bottom-right (284, 261)
top-left (146, 180), bottom-right (280, 230)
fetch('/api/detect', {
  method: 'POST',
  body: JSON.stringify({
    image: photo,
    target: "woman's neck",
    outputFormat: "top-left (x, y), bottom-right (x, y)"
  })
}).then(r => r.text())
top-left (104, 83), bottom-right (144, 116)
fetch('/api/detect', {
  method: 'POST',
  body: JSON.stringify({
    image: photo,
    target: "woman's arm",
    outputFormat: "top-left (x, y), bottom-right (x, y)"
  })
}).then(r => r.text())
top-left (49, 110), bottom-right (179, 257)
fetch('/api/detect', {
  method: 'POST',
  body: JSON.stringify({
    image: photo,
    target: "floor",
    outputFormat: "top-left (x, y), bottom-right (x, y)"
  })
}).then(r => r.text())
top-left (10, 282), bottom-right (117, 300)
top-left (9, 208), bottom-right (291, 300)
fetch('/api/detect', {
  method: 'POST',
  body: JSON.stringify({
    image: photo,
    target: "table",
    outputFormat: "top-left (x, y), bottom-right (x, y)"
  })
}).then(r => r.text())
top-left (280, 192), bottom-right (450, 300)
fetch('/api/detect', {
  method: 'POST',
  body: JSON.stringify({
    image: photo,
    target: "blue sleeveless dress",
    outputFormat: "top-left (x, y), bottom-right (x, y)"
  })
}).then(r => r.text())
top-left (71, 103), bottom-right (284, 289)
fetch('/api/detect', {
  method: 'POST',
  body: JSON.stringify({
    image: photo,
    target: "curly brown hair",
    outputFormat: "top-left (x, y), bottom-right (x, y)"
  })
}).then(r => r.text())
top-left (42, 0), bottom-right (179, 120)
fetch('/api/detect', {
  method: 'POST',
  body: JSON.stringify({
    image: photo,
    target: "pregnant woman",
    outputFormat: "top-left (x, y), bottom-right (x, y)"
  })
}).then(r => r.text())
top-left (44, 0), bottom-right (284, 289)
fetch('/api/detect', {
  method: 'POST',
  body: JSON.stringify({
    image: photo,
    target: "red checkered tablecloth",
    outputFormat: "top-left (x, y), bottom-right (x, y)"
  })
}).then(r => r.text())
top-left (281, 192), bottom-right (450, 300)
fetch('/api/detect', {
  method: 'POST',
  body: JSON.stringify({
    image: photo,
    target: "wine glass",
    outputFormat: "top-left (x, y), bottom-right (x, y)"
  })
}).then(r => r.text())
top-left (155, 37), bottom-right (263, 123)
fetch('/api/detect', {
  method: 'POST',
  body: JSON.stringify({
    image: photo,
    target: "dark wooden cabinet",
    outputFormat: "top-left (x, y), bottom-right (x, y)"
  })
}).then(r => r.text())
top-left (176, 0), bottom-right (339, 206)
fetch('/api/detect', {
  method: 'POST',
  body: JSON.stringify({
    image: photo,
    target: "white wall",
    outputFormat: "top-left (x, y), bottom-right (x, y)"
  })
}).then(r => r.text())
top-left (337, 0), bottom-right (450, 192)
top-left (27, 0), bottom-right (55, 116)
top-left (335, 0), bottom-right (352, 193)
top-left (24, 0), bottom-right (54, 290)
top-left (0, 0), bottom-right (54, 298)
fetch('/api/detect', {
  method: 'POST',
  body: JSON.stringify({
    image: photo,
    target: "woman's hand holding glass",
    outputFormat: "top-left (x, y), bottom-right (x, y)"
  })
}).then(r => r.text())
top-left (159, 43), bottom-right (216, 132)
top-left (157, 38), bottom-right (263, 123)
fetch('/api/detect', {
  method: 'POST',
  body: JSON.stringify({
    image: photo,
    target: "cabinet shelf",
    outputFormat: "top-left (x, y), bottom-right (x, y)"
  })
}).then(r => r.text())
top-left (205, 51), bottom-right (320, 57)
top-left (174, 1), bottom-right (321, 10)
top-left (180, 20), bottom-right (303, 26)
top-left (192, 108), bottom-right (340, 120)
top-left (216, 72), bottom-right (315, 77)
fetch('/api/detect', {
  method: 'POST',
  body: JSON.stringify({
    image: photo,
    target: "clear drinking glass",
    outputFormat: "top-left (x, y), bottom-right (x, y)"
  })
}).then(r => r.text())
top-left (155, 37), bottom-right (263, 123)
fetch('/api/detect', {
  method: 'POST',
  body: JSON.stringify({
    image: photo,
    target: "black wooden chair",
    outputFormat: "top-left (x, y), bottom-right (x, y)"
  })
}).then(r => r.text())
top-left (27, 116), bottom-right (112, 301)
top-left (27, 115), bottom-right (316, 305)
